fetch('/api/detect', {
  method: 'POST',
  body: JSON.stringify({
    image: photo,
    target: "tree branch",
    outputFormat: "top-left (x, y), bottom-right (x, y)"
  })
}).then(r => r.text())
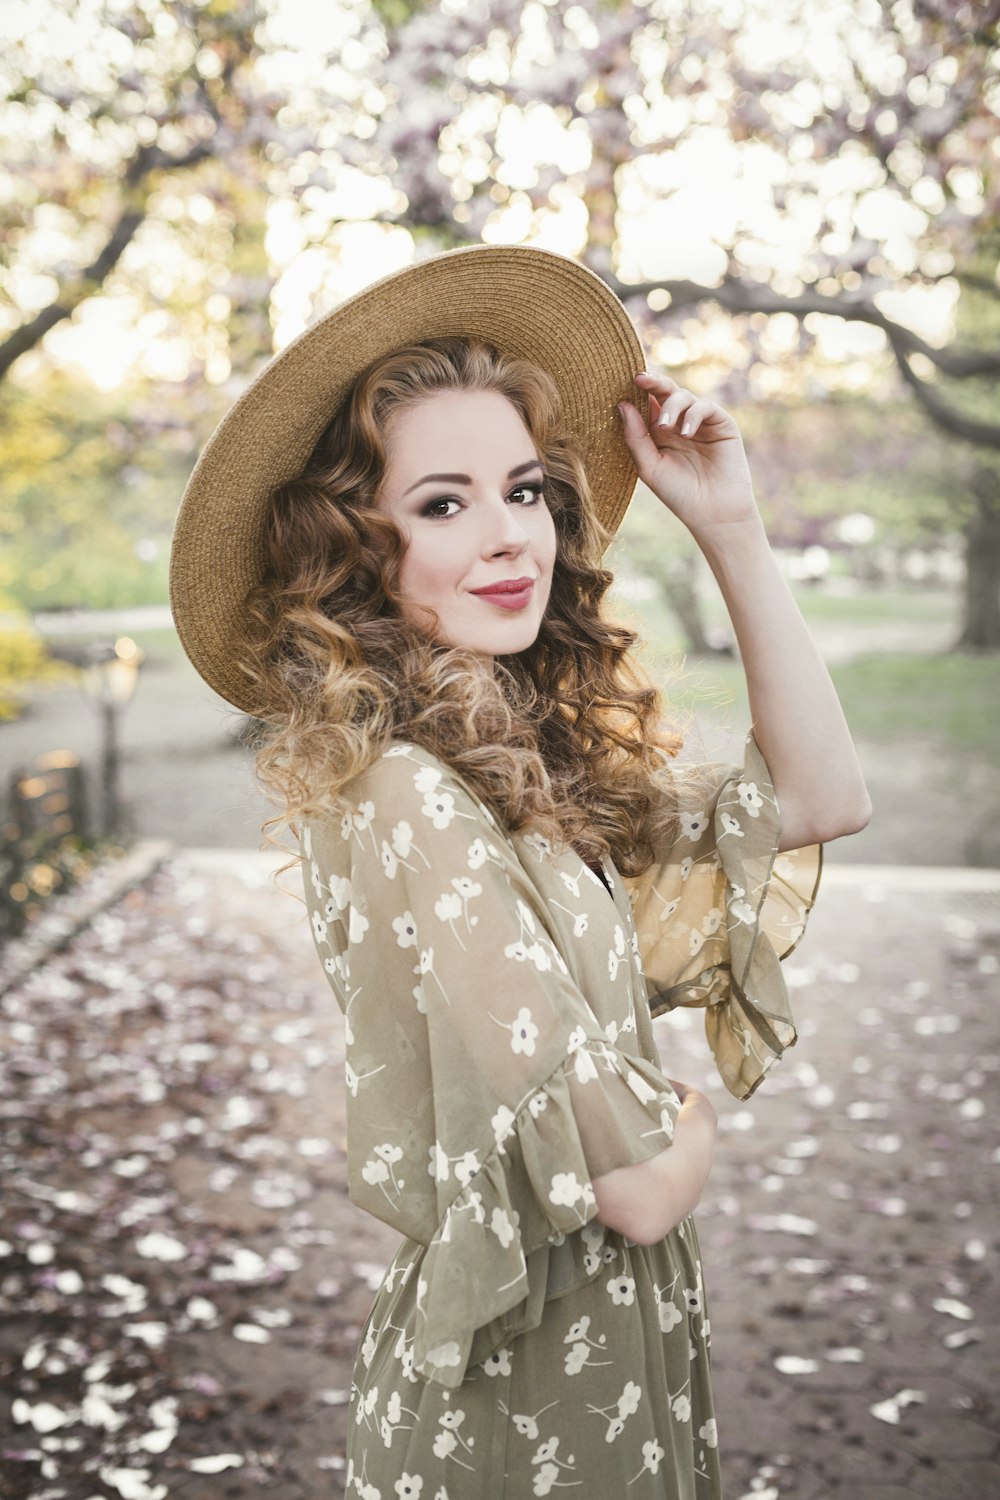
top-left (0, 138), bottom-right (215, 381)
top-left (602, 271), bottom-right (1000, 380)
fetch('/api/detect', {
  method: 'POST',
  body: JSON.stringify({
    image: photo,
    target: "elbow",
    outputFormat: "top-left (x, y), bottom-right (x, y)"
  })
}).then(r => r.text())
top-left (778, 788), bottom-right (873, 851)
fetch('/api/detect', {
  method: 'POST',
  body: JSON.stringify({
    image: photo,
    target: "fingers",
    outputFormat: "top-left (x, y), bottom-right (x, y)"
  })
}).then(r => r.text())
top-left (632, 371), bottom-right (710, 437)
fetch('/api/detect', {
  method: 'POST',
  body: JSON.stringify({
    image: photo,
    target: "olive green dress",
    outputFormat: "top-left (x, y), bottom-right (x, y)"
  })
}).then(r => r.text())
top-left (301, 730), bottom-right (822, 1499)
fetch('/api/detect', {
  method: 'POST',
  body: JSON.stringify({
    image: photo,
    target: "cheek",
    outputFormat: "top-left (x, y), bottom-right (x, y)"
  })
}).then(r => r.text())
top-left (397, 536), bottom-right (458, 602)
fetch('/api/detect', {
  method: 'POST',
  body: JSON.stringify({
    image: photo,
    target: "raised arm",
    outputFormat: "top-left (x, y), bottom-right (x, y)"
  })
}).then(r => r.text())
top-left (618, 372), bottom-right (872, 853)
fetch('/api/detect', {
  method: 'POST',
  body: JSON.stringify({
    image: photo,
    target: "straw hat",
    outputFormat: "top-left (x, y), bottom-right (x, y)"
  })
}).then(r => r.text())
top-left (169, 242), bottom-right (647, 714)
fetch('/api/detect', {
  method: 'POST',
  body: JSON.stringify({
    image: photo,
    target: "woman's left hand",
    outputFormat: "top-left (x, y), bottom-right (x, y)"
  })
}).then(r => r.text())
top-left (618, 371), bottom-right (762, 541)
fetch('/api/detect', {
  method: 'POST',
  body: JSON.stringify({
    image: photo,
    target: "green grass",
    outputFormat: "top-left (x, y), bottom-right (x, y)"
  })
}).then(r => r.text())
top-left (827, 653), bottom-right (1000, 759)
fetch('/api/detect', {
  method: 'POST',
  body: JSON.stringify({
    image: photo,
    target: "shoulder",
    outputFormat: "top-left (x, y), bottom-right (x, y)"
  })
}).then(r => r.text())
top-left (309, 740), bottom-right (507, 846)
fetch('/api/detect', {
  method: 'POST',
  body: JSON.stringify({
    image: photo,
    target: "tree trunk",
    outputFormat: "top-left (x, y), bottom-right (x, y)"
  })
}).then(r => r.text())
top-left (956, 466), bottom-right (1000, 650)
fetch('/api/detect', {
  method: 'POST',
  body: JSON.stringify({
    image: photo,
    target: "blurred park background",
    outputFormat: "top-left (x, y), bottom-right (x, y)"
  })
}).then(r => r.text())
top-left (2, 5), bottom-right (1000, 1499)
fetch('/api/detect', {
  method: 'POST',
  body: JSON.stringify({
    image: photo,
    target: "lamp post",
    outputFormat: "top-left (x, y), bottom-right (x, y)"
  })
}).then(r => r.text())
top-left (81, 637), bottom-right (145, 841)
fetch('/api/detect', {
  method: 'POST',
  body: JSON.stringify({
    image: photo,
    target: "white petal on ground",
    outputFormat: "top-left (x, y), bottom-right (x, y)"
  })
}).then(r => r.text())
top-left (932, 1297), bottom-right (974, 1320)
top-left (134, 1232), bottom-right (186, 1261)
top-left (188, 1454), bottom-right (246, 1473)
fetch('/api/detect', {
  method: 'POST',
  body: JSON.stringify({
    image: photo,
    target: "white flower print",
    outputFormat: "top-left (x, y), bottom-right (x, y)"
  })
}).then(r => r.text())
top-left (633, 1439), bottom-right (665, 1480)
top-left (515, 898), bottom-right (537, 935)
top-left (380, 840), bottom-right (398, 880)
top-left (737, 778), bottom-right (764, 817)
top-left (427, 1341), bottom-right (461, 1369)
top-left (348, 907), bottom-right (369, 944)
top-left (330, 873), bottom-right (351, 910)
top-left (392, 820), bottom-right (414, 856)
top-left (679, 855), bottom-right (693, 881)
top-left (491, 1104), bottom-right (517, 1149)
top-left (533, 1462), bottom-right (559, 1495)
top-left (702, 905), bottom-right (723, 935)
top-left (607, 1274), bottom-right (636, 1307)
top-left (572, 913), bottom-right (588, 936)
top-left (527, 1090), bottom-right (548, 1118)
top-left (339, 811), bottom-right (352, 841)
top-left (323, 895), bottom-right (338, 922)
top-left (688, 926), bottom-right (706, 957)
top-left (720, 811), bottom-right (745, 838)
top-left (466, 837), bottom-right (488, 870)
top-left (618, 1381), bottom-right (642, 1418)
top-left (434, 891), bottom-right (464, 925)
top-left (730, 897), bottom-right (758, 926)
top-left (613, 925), bottom-right (626, 956)
top-left (549, 1171), bottom-right (593, 1210)
top-left (413, 765), bottom-right (442, 793)
top-left (384, 744), bottom-right (411, 756)
top-left (453, 1151), bottom-right (480, 1188)
top-left (480, 1345), bottom-right (512, 1377)
top-left (672, 1392), bottom-right (691, 1423)
top-left (572, 1047), bottom-right (599, 1084)
top-left (489, 1206), bottom-right (517, 1248)
top-left (311, 910), bottom-right (328, 945)
top-left (658, 1299), bottom-right (682, 1332)
top-left (699, 1417), bottom-right (718, 1447)
top-left (394, 1474), bottom-right (423, 1498)
top-left (452, 876), bottom-right (481, 901)
top-left (499, 1006), bottom-right (539, 1057)
top-left (679, 809), bottom-right (708, 841)
top-left (309, 858), bottom-right (323, 895)
top-left (625, 1069), bottom-right (658, 1105)
top-left (302, 825), bottom-right (312, 858)
top-left (684, 1285), bottom-right (702, 1314)
top-left (393, 911), bottom-right (418, 949)
top-left (422, 789), bottom-right (456, 829)
top-left (559, 870), bottom-right (581, 897)
top-left (354, 800), bottom-right (375, 833)
top-left (525, 942), bottom-right (552, 972)
top-left (608, 950), bottom-right (622, 981)
top-left (428, 1142), bottom-right (449, 1183)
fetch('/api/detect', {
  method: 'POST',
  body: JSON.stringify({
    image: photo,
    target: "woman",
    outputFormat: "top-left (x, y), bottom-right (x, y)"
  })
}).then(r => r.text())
top-left (170, 244), bottom-right (870, 1497)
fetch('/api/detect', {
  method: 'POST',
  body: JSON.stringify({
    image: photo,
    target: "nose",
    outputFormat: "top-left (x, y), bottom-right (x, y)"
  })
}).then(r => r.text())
top-left (481, 494), bottom-right (531, 557)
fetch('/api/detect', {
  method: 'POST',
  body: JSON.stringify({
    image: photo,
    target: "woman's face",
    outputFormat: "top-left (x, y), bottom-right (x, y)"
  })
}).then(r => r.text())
top-left (374, 388), bottom-right (558, 656)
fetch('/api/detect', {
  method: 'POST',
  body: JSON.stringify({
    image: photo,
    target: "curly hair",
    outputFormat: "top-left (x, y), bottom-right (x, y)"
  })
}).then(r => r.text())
top-left (242, 335), bottom-right (698, 878)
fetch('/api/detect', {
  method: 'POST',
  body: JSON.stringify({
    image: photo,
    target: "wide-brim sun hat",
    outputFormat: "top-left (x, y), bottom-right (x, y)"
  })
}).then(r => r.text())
top-left (169, 242), bottom-right (647, 715)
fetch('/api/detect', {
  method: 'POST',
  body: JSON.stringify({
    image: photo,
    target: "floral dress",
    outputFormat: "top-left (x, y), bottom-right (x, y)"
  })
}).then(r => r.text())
top-left (301, 730), bottom-right (822, 1500)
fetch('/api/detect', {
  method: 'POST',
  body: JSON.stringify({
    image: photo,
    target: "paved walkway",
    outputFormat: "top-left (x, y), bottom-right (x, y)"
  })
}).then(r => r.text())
top-left (0, 851), bottom-right (997, 1499)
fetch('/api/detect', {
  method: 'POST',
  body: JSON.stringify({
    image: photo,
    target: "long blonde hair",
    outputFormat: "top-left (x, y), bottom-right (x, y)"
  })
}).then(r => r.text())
top-left (243, 335), bottom-right (690, 877)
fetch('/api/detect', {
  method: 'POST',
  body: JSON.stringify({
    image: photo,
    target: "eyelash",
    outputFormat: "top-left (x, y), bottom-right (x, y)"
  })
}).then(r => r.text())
top-left (419, 482), bottom-right (546, 519)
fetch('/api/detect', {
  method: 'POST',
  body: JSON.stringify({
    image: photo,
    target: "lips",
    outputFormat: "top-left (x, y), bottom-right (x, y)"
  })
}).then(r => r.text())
top-left (470, 577), bottom-right (535, 595)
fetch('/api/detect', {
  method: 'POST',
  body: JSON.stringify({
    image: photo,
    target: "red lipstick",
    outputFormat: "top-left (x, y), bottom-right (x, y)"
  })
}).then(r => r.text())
top-left (470, 577), bottom-right (535, 610)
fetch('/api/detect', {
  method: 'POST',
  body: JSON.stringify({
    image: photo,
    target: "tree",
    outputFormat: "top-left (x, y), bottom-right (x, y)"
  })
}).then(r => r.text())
top-left (0, 0), bottom-right (281, 382)
top-left (342, 0), bottom-right (1000, 643)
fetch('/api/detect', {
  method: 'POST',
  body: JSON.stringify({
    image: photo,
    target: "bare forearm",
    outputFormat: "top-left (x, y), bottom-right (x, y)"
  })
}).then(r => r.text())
top-left (697, 516), bottom-right (871, 850)
top-left (593, 1089), bottom-right (717, 1246)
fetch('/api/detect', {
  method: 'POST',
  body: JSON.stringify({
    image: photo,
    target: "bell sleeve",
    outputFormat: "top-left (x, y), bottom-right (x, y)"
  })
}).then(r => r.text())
top-left (304, 745), bottom-right (688, 1389)
top-left (625, 728), bottom-right (823, 1103)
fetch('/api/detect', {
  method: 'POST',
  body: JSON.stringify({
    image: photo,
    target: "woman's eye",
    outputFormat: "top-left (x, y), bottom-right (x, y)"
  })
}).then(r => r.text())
top-left (421, 497), bottom-right (462, 518)
top-left (510, 483), bottom-right (545, 505)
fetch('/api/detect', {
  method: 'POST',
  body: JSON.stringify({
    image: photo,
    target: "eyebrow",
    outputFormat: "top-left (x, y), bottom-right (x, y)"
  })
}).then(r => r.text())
top-left (402, 459), bottom-right (544, 496)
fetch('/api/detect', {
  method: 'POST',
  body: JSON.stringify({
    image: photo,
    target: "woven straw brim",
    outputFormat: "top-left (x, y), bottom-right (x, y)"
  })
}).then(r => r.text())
top-left (169, 243), bottom-right (646, 715)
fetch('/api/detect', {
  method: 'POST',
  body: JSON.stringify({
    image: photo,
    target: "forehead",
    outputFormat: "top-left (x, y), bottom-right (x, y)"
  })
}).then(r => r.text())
top-left (384, 388), bottom-right (534, 464)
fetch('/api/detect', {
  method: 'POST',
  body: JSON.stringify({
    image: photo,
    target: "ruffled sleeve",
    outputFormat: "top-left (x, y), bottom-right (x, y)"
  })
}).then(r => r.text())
top-left (624, 728), bottom-right (823, 1103)
top-left (302, 743), bottom-right (687, 1389)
